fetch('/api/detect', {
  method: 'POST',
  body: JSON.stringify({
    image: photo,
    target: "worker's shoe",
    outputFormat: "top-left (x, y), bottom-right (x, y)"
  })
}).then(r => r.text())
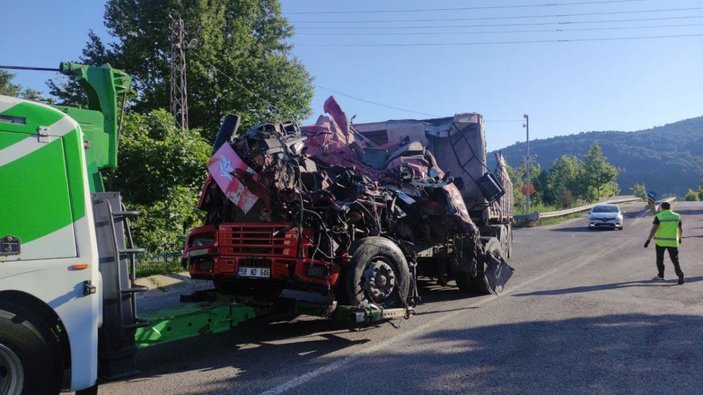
top-left (652, 275), bottom-right (665, 281)
top-left (677, 273), bottom-right (685, 285)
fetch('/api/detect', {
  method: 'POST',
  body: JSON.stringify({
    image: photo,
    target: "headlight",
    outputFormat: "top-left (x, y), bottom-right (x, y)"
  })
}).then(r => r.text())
top-left (191, 236), bottom-right (214, 247)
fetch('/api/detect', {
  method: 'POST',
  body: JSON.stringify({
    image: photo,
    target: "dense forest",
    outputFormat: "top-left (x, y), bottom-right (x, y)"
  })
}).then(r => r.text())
top-left (490, 116), bottom-right (703, 197)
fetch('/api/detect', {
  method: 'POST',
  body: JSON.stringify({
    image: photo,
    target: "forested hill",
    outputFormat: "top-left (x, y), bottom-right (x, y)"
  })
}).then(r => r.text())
top-left (489, 116), bottom-right (703, 197)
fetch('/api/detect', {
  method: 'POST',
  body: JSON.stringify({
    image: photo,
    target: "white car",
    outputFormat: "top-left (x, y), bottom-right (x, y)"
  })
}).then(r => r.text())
top-left (587, 204), bottom-right (624, 230)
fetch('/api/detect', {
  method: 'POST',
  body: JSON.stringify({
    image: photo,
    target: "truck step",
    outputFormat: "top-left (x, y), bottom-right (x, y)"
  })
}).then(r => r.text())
top-left (112, 210), bottom-right (140, 218)
top-left (121, 286), bottom-right (149, 294)
top-left (119, 248), bottom-right (145, 255)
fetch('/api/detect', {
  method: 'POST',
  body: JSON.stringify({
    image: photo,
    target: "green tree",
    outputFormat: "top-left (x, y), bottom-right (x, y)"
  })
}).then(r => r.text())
top-left (509, 161), bottom-right (544, 212)
top-left (684, 189), bottom-right (700, 201)
top-left (630, 183), bottom-right (647, 200)
top-left (0, 70), bottom-right (21, 96)
top-left (1, 70), bottom-right (47, 101)
top-left (50, 0), bottom-right (313, 141)
top-left (582, 142), bottom-right (619, 201)
top-left (108, 109), bottom-right (211, 253)
top-left (546, 155), bottom-right (584, 208)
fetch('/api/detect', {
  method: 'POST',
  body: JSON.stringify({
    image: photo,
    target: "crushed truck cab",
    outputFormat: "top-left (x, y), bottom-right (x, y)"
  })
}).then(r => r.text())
top-left (183, 97), bottom-right (514, 319)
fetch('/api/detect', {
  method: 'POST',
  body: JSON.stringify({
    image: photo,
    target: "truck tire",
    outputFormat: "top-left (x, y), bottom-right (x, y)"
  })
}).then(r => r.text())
top-left (483, 237), bottom-right (504, 262)
top-left (506, 225), bottom-right (513, 259)
top-left (346, 237), bottom-right (410, 309)
top-left (492, 225), bottom-right (512, 260)
top-left (455, 237), bottom-right (504, 294)
top-left (0, 304), bottom-right (61, 395)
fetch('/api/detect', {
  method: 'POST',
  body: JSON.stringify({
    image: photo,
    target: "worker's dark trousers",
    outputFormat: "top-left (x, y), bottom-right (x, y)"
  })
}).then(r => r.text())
top-left (655, 245), bottom-right (683, 278)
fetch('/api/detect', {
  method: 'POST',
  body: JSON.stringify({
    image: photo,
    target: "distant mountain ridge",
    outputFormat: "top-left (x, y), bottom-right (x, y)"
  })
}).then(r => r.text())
top-left (489, 116), bottom-right (703, 197)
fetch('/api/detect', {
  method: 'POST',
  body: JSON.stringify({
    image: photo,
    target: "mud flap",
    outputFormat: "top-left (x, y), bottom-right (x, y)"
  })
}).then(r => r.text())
top-left (482, 255), bottom-right (514, 295)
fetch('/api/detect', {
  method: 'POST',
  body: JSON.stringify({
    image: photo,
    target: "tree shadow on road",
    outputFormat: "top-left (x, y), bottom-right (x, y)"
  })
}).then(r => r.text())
top-left (550, 226), bottom-right (622, 233)
top-left (512, 276), bottom-right (703, 297)
top-left (324, 313), bottom-right (703, 394)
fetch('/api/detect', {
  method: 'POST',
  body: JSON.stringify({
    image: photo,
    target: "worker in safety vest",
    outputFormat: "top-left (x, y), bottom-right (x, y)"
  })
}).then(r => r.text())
top-left (643, 202), bottom-right (684, 284)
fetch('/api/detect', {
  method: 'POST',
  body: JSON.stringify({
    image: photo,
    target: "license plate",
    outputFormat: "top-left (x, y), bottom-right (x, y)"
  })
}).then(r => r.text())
top-left (237, 266), bottom-right (270, 278)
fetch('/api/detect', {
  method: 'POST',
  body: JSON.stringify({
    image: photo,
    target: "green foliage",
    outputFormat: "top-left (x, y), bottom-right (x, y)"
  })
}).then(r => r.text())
top-left (50, 0), bottom-right (313, 140)
top-left (684, 189), bottom-right (700, 201)
top-left (108, 109), bottom-right (211, 254)
top-left (1, 70), bottom-right (47, 101)
top-left (582, 142), bottom-right (619, 201)
top-left (0, 70), bottom-right (21, 96)
top-left (109, 109), bottom-right (210, 204)
top-left (507, 161), bottom-right (546, 210)
top-left (492, 116), bottom-right (703, 197)
top-left (506, 142), bottom-right (622, 212)
top-left (546, 155), bottom-right (584, 208)
top-left (136, 259), bottom-right (183, 278)
top-left (130, 186), bottom-right (204, 254)
top-left (630, 183), bottom-right (647, 200)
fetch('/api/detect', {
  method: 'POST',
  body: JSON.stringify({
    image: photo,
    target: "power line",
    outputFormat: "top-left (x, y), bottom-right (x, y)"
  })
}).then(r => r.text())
top-left (295, 23), bottom-right (703, 36)
top-left (0, 65), bottom-right (59, 72)
top-left (285, 0), bottom-right (645, 15)
top-left (296, 33), bottom-right (703, 47)
top-left (294, 15), bottom-right (703, 31)
top-left (291, 7), bottom-right (703, 24)
top-left (314, 84), bottom-right (442, 117)
top-left (188, 49), bottom-right (279, 111)
top-left (188, 50), bottom-right (439, 119)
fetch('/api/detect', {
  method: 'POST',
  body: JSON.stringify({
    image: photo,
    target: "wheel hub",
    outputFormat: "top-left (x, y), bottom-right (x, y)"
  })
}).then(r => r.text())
top-left (362, 259), bottom-right (396, 303)
top-left (0, 343), bottom-right (24, 395)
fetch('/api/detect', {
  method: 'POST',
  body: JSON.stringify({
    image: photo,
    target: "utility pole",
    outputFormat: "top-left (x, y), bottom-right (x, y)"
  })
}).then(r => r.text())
top-left (170, 16), bottom-right (188, 131)
top-left (523, 114), bottom-right (531, 213)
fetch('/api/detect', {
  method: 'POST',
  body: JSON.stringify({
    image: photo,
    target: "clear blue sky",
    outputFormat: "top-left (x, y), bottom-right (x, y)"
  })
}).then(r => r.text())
top-left (2, 0), bottom-right (702, 151)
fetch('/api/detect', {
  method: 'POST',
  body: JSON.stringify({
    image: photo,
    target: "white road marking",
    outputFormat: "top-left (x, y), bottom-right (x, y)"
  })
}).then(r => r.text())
top-left (258, 239), bottom-right (616, 395)
top-left (630, 207), bottom-right (651, 228)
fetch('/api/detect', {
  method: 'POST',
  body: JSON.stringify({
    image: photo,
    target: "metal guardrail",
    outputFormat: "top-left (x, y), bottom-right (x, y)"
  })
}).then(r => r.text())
top-left (514, 195), bottom-right (647, 223)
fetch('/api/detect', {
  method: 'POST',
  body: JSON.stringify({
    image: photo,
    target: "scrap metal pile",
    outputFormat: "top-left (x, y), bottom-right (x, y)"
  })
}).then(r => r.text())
top-left (197, 97), bottom-right (494, 293)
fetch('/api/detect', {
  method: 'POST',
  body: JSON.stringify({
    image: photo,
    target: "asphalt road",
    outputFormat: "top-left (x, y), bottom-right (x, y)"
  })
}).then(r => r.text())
top-left (91, 201), bottom-right (703, 395)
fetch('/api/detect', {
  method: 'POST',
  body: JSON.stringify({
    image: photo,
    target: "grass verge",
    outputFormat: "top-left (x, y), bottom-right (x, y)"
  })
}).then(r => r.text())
top-left (514, 211), bottom-right (587, 228)
top-left (136, 259), bottom-right (183, 278)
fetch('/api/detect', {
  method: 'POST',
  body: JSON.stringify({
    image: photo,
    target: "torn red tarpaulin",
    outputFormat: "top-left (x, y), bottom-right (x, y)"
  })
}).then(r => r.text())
top-left (207, 142), bottom-right (259, 214)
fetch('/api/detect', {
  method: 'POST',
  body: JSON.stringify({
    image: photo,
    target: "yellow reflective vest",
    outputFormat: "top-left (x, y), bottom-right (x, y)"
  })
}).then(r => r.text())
top-left (654, 209), bottom-right (680, 247)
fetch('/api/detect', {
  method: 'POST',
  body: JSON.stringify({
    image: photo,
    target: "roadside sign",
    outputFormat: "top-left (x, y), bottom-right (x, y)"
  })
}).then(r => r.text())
top-left (521, 183), bottom-right (535, 196)
top-left (647, 191), bottom-right (656, 199)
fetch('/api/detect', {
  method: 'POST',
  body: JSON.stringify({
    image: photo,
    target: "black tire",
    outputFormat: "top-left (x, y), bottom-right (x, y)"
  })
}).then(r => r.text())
top-left (455, 237), bottom-right (504, 294)
top-left (345, 237), bottom-right (410, 308)
top-left (76, 384), bottom-right (99, 395)
top-left (506, 225), bottom-right (513, 259)
top-left (484, 237), bottom-right (504, 261)
top-left (495, 225), bottom-right (512, 260)
top-left (455, 271), bottom-right (481, 293)
top-left (0, 304), bottom-right (61, 395)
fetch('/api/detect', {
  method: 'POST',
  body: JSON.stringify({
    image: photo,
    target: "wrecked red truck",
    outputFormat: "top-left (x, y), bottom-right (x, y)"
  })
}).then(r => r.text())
top-left (182, 97), bottom-right (514, 318)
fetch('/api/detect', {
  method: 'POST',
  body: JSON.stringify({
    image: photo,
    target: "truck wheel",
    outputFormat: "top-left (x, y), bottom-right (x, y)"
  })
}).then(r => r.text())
top-left (484, 237), bottom-right (504, 262)
top-left (455, 238), bottom-right (504, 294)
top-left (0, 305), bottom-right (60, 395)
top-left (506, 225), bottom-right (513, 259)
top-left (346, 237), bottom-right (410, 309)
top-left (455, 273), bottom-right (473, 293)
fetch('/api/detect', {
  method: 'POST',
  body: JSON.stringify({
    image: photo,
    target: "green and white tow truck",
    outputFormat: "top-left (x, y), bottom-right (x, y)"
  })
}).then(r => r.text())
top-left (0, 63), bottom-right (401, 395)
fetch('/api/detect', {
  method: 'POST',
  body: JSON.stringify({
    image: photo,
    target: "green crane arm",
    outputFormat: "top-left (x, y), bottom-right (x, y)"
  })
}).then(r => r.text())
top-left (58, 62), bottom-right (132, 191)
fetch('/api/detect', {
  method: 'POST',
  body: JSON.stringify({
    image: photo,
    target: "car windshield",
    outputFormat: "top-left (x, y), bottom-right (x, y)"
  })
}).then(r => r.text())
top-left (592, 205), bottom-right (619, 213)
